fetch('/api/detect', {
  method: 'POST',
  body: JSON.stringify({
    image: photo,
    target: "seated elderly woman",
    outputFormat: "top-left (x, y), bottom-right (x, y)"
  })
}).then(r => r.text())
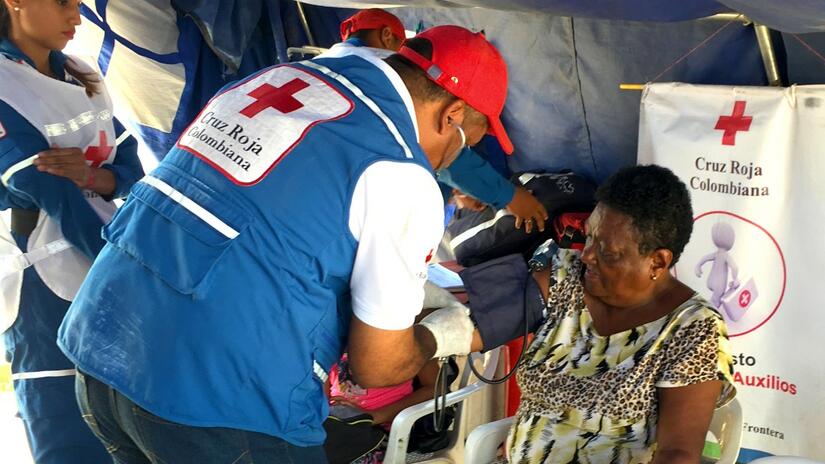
top-left (454, 164), bottom-right (735, 464)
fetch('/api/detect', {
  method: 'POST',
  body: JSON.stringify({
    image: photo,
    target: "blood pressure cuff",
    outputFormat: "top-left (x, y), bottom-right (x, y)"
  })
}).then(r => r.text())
top-left (459, 254), bottom-right (546, 352)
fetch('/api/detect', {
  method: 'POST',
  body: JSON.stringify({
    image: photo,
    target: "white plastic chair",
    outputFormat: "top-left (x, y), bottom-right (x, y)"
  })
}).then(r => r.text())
top-left (705, 397), bottom-right (743, 464)
top-left (382, 348), bottom-right (503, 464)
top-left (749, 458), bottom-right (825, 464)
top-left (464, 397), bottom-right (744, 464)
top-left (464, 416), bottom-right (514, 464)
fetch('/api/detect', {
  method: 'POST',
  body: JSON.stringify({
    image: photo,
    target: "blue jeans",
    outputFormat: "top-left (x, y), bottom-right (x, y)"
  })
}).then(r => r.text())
top-left (75, 371), bottom-right (329, 463)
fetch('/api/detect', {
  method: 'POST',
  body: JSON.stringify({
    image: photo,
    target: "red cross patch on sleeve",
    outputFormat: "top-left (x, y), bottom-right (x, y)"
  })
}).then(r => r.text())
top-left (177, 65), bottom-right (354, 185)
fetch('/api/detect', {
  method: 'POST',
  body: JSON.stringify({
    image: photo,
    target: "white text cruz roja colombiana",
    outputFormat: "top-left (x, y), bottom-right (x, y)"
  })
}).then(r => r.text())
top-left (178, 65), bottom-right (353, 185)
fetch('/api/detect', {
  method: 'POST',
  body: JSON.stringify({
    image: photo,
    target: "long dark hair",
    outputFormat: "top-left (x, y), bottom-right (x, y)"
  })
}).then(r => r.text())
top-left (1, 3), bottom-right (99, 96)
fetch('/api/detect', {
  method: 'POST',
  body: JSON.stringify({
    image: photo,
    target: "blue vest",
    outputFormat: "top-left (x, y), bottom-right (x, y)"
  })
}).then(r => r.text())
top-left (58, 54), bottom-right (431, 445)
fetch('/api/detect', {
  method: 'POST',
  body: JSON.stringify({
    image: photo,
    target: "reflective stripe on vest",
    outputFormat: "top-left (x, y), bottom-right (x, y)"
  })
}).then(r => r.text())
top-left (141, 175), bottom-right (239, 239)
top-left (301, 60), bottom-right (414, 160)
top-left (12, 368), bottom-right (76, 381)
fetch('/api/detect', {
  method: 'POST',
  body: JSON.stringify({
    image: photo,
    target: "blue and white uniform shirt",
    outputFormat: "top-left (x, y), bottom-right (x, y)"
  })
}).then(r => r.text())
top-left (0, 45), bottom-right (140, 329)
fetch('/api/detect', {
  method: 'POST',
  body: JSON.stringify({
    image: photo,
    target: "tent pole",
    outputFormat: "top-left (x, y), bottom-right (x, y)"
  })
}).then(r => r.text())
top-left (621, 13), bottom-right (783, 90)
top-left (295, 1), bottom-right (317, 47)
top-left (703, 14), bottom-right (783, 87)
top-left (702, 13), bottom-right (750, 23)
top-left (754, 24), bottom-right (783, 86)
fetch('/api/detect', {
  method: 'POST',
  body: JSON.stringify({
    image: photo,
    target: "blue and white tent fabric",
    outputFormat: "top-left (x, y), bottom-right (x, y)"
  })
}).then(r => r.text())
top-left (302, 0), bottom-right (825, 33)
top-left (74, 0), bottom-right (350, 159)
top-left (73, 0), bottom-right (825, 181)
top-left (357, 6), bottom-right (770, 181)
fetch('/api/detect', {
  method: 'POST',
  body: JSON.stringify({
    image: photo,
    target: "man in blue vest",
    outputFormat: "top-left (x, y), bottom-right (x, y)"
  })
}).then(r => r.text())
top-left (58, 25), bottom-right (505, 462)
top-left (337, 9), bottom-right (549, 233)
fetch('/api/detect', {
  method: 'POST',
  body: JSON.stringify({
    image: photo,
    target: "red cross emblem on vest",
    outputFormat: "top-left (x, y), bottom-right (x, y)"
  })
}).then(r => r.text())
top-left (84, 131), bottom-right (113, 167)
top-left (240, 79), bottom-right (310, 118)
top-left (714, 101), bottom-right (752, 146)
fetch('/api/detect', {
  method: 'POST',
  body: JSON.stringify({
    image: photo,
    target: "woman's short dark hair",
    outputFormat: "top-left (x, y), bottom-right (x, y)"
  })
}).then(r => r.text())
top-left (596, 164), bottom-right (693, 265)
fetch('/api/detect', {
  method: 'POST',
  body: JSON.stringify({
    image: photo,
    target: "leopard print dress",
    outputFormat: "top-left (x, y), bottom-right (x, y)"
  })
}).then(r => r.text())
top-left (503, 250), bottom-right (736, 464)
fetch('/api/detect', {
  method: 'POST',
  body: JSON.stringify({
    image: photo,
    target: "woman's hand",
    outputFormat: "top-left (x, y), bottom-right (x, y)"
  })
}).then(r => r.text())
top-left (33, 148), bottom-right (92, 187)
top-left (33, 148), bottom-right (115, 196)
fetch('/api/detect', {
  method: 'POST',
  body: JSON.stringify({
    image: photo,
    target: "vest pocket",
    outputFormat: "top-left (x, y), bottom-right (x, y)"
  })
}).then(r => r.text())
top-left (286, 361), bottom-right (326, 435)
top-left (103, 176), bottom-right (249, 296)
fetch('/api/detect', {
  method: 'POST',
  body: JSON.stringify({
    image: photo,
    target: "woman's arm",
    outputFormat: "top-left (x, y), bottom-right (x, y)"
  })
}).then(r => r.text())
top-left (33, 147), bottom-right (116, 196)
top-left (0, 101), bottom-right (106, 259)
top-left (652, 380), bottom-right (723, 464)
top-left (532, 268), bottom-right (551, 300)
top-left (439, 147), bottom-right (515, 209)
top-left (99, 118), bottom-right (145, 199)
top-left (30, 119), bottom-right (144, 200)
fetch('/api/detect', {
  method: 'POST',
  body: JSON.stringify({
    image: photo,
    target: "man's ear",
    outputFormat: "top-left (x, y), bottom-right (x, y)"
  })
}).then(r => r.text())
top-left (380, 27), bottom-right (396, 50)
top-left (437, 99), bottom-right (466, 135)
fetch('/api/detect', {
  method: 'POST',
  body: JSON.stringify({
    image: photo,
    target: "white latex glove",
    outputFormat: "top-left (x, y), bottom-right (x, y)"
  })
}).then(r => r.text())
top-left (418, 302), bottom-right (474, 358)
top-left (422, 281), bottom-right (459, 309)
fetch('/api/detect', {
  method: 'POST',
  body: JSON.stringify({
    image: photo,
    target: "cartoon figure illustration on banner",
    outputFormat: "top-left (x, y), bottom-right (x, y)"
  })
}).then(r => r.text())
top-left (695, 221), bottom-right (759, 322)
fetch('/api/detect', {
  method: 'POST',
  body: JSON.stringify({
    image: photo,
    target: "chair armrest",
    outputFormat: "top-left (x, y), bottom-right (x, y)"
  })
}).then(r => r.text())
top-left (714, 398), bottom-right (742, 464)
top-left (383, 349), bottom-right (501, 464)
top-left (464, 416), bottom-right (515, 464)
top-left (383, 383), bottom-right (485, 463)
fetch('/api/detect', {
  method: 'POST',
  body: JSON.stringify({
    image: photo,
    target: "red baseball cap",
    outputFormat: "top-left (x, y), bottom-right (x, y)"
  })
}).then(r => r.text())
top-left (398, 25), bottom-right (513, 154)
top-left (340, 9), bottom-right (405, 43)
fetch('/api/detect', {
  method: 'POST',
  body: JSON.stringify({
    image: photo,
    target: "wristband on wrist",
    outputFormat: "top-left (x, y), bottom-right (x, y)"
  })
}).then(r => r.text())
top-left (83, 167), bottom-right (95, 190)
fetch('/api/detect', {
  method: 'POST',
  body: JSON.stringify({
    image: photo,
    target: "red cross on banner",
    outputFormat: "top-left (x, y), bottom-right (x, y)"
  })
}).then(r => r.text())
top-left (714, 101), bottom-right (753, 146)
top-left (240, 79), bottom-right (310, 118)
top-left (84, 131), bottom-right (113, 167)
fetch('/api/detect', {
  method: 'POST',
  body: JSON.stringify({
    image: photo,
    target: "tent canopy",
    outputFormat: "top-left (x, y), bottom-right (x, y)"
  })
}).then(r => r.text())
top-left (80, 1), bottom-right (824, 183)
top-left (233, 2), bottom-right (822, 181)
top-left (300, 0), bottom-right (825, 33)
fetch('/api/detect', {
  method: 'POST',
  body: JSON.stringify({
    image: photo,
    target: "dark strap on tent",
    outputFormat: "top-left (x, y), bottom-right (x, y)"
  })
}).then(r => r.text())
top-left (10, 208), bottom-right (39, 237)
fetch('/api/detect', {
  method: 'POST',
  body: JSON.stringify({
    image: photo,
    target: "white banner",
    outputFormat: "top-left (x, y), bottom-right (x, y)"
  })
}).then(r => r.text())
top-left (638, 83), bottom-right (825, 460)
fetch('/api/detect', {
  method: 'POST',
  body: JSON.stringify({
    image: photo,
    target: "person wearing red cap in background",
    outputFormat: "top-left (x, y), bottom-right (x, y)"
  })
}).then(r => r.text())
top-left (58, 25), bottom-right (508, 462)
top-left (339, 8), bottom-right (405, 53)
top-left (334, 9), bottom-right (548, 234)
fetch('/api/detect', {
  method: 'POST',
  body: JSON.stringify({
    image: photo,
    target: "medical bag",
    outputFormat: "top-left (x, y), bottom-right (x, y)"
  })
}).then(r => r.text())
top-left (447, 171), bottom-right (595, 267)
